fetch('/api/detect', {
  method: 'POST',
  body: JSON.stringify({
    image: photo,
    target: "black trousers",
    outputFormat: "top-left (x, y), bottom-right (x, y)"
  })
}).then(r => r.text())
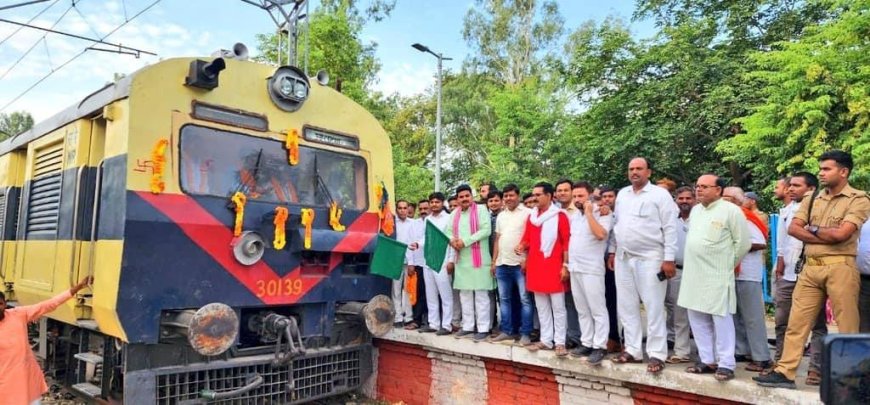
top-left (605, 267), bottom-right (620, 342)
top-left (412, 266), bottom-right (427, 325)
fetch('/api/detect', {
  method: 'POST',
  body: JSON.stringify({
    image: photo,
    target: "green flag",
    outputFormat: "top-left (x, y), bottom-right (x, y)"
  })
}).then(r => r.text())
top-left (424, 220), bottom-right (450, 273)
top-left (370, 234), bottom-right (407, 280)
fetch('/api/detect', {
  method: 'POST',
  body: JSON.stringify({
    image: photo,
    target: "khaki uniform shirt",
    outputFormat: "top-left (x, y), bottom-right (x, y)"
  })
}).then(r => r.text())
top-left (794, 184), bottom-right (870, 257)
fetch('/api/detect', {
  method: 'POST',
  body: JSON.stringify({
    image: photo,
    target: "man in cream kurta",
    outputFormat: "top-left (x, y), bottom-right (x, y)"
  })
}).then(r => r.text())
top-left (678, 174), bottom-right (751, 379)
top-left (446, 185), bottom-right (494, 342)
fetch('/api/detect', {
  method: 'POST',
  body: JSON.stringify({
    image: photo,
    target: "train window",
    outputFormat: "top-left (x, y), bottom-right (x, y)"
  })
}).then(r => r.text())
top-left (180, 125), bottom-right (368, 210)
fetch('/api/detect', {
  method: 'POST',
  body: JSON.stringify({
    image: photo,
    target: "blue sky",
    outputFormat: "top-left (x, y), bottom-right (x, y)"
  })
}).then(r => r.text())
top-left (0, 0), bottom-right (652, 121)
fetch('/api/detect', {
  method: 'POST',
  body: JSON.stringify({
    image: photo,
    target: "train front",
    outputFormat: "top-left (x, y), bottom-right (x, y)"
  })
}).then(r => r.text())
top-left (109, 54), bottom-right (396, 403)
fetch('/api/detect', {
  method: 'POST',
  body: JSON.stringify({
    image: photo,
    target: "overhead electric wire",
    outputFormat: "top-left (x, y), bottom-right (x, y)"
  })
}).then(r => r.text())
top-left (0, 0), bottom-right (60, 48)
top-left (0, 3), bottom-right (74, 81)
top-left (0, 0), bottom-right (163, 114)
top-left (71, 5), bottom-right (101, 40)
top-left (0, 0), bottom-right (52, 12)
top-left (0, 17), bottom-right (157, 56)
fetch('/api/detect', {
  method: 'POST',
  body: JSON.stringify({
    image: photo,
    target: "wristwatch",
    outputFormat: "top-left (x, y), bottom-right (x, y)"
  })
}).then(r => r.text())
top-left (810, 226), bottom-right (819, 237)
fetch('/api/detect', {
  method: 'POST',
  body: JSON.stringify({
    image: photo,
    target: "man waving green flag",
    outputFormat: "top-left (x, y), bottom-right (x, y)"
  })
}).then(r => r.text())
top-left (424, 219), bottom-right (451, 272)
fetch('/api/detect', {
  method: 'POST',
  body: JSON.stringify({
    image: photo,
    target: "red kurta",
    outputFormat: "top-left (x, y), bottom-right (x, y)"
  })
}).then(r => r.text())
top-left (0, 290), bottom-right (73, 405)
top-left (522, 211), bottom-right (571, 293)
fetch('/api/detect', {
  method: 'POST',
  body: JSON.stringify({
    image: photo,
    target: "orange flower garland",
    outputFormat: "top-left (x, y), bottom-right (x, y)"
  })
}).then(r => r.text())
top-left (300, 208), bottom-right (315, 249)
top-left (329, 202), bottom-right (345, 231)
top-left (150, 138), bottom-right (169, 194)
top-left (273, 206), bottom-right (289, 249)
top-left (374, 181), bottom-right (394, 236)
top-left (285, 128), bottom-right (300, 165)
top-left (231, 192), bottom-right (247, 236)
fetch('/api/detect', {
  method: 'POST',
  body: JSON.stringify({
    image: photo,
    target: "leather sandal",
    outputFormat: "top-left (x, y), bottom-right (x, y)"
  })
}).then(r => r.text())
top-left (647, 358), bottom-right (665, 374)
top-left (685, 362), bottom-right (717, 374)
top-left (613, 351), bottom-right (642, 364)
top-left (805, 370), bottom-right (822, 386)
top-left (714, 368), bottom-right (735, 381)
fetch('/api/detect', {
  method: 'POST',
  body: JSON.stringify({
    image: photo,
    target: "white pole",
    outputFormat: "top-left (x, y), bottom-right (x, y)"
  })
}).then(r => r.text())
top-left (435, 54), bottom-right (443, 192)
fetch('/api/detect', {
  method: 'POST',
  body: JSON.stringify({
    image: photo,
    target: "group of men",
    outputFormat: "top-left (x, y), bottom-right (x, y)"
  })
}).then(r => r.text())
top-left (390, 149), bottom-right (870, 389)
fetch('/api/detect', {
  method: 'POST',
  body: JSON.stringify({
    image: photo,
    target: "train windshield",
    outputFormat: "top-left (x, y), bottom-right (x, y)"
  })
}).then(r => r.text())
top-left (180, 125), bottom-right (368, 210)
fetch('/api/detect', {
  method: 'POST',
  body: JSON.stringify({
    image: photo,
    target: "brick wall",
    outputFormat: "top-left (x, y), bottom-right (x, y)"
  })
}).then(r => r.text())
top-left (374, 341), bottom-right (432, 405)
top-left (371, 339), bottom-right (766, 405)
top-left (429, 350), bottom-right (489, 404)
top-left (486, 358), bottom-right (560, 404)
top-left (628, 383), bottom-right (746, 405)
top-left (555, 370), bottom-right (633, 405)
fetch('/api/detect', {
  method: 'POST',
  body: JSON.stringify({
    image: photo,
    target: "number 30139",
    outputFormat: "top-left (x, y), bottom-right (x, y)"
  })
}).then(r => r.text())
top-left (256, 279), bottom-right (303, 298)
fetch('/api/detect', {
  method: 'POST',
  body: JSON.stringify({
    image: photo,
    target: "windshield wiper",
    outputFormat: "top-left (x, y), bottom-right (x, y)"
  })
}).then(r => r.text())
top-left (233, 148), bottom-right (264, 197)
top-left (313, 155), bottom-right (335, 207)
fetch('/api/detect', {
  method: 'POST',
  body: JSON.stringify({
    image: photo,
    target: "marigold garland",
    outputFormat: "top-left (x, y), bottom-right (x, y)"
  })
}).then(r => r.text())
top-left (150, 139), bottom-right (169, 194)
top-left (329, 202), bottom-right (345, 232)
top-left (231, 192), bottom-right (247, 237)
top-left (285, 128), bottom-right (300, 166)
top-left (374, 181), bottom-right (394, 236)
top-left (273, 206), bottom-right (289, 249)
top-left (300, 208), bottom-right (315, 249)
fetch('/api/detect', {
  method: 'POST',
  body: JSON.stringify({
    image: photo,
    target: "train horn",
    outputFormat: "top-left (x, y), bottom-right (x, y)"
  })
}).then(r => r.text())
top-left (211, 42), bottom-right (249, 61)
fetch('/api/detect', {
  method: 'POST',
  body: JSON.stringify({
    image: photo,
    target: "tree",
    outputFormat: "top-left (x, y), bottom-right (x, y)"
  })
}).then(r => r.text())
top-left (462, 0), bottom-right (564, 85)
top-left (254, 0), bottom-right (394, 103)
top-left (719, 0), bottom-right (870, 189)
top-left (553, 0), bottom-right (837, 191)
top-left (0, 111), bottom-right (34, 141)
top-left (431, 0), bottom-right (567, 192)
top-left (380, 93), bottom-right (437, 201)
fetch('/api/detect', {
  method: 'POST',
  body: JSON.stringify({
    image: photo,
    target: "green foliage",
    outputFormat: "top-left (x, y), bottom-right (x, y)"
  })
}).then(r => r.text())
top-left (254, 0), bottom-right (393, 103)
top-left (0, 111), bottom-right (34, 140)
top-left (719, 0), bottom-right (870, 189)
top-left (251, 0), bottom-right (868, 205)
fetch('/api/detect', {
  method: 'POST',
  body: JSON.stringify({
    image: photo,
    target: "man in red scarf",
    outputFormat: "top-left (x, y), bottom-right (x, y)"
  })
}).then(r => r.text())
top-left (516, 182), bottom-right (571, 356)
top-left (723, 187), bottom-right (773, 372)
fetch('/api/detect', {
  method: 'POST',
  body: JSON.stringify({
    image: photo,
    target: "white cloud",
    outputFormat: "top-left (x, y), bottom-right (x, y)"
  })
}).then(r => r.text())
top-left (0, 0), bottom-right (221, 120)
top-left (373, 62), bottom-right (436, 97)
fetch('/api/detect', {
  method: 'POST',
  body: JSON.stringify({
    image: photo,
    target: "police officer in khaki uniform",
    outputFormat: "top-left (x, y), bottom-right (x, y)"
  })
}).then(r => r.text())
top-left (756, 150), bottom-right (870, 389)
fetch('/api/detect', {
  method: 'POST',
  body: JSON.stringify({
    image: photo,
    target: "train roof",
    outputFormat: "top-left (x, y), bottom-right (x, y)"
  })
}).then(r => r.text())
top-left (0, 74), bottom-right (135, 157)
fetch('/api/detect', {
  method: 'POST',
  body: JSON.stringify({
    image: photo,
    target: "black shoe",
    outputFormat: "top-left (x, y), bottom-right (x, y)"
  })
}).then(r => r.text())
top-left (754, 371), bottom-right (796, 389)
top-left (734, 354), bottom-right (752, 363)
top-left (473, 332), bottom-right (489, 342)
top-left (455, 330), bottom-right (474, 339)
top-left (587, 349), bottom-right (606, 366)
top-left (570, 346), bottom-right (593, 358)
top-left (435, 328), bottom-right (451, 336)
top-left (418, 326), bottom-right (437, 333)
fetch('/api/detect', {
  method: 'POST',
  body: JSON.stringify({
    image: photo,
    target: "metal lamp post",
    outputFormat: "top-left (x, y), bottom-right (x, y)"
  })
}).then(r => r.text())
top-left (412, 43), bottom-right (451, 192)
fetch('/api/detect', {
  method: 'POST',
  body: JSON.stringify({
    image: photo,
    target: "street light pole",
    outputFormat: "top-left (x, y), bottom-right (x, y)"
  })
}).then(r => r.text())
top-left (435, 54), bottom-right (443, 192)
top-left (412, 43), bottom-right (451, 192)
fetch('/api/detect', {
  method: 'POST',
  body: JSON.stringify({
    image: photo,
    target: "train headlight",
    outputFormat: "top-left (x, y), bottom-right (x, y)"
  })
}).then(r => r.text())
top-left (293, 81), bottom-right (308, 99)
top-left (268, 66), bottom-right (310, 112)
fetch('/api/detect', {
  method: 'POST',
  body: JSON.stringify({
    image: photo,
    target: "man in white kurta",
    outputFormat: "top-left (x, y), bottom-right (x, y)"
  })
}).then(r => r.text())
top-left (567, 182), bottom-right (613, 365)
top-left (416, 192), bottom-right (455, 335)
top-left (394, 200), bottom-right (422, 326)
top-left (608, 158), bottom-right (678, 373)
top-left (678, 175), bottom-right (751, 378)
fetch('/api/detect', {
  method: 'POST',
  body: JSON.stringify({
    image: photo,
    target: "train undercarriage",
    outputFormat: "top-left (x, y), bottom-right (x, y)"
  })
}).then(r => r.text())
top-left (35, 297), bottom-right (393, 404)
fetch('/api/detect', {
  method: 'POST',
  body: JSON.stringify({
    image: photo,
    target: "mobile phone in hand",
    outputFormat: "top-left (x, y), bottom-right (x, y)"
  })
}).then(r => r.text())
top-left (657, 271), bottom-right (667, 281)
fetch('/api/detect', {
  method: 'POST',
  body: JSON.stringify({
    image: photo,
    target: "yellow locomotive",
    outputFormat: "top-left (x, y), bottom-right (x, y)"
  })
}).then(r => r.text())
top-left (0, 50), bottom-right (395, 403)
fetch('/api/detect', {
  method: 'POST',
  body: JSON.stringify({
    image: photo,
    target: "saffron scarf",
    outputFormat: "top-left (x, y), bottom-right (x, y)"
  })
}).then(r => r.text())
top-left (741, 207), bottom-right (769, 240)
top-left (735, 206), bottom-right (769, 275)
top-left (453, 204), bottom-right (483, 268)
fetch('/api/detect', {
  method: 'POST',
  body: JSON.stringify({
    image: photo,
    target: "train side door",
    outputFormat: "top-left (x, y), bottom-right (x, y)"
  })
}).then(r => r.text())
top-left (13, 121), bottom-right (95, 310)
